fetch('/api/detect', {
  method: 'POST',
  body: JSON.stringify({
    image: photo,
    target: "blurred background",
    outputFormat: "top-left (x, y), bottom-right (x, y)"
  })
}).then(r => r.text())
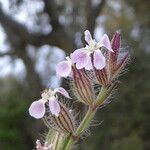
top-left (0, 0), bottom-right (149, 150)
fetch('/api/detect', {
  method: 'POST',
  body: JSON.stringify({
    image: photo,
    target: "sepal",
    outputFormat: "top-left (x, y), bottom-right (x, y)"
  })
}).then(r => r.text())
top-left (72, 66), bottom-right (95, 105)
top-left (44, 102), bottom-right (76, 134)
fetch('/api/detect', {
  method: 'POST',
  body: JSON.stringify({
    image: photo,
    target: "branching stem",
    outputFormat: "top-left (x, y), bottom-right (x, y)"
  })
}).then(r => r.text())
top-left (64, 86), bottom-right (110, 150)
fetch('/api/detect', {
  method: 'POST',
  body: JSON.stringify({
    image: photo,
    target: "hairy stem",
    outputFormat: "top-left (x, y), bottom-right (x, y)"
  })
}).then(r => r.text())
top-left (62, 134), bottom-right (73, 150)
top-left (62, 86), bottom-right (112, 150)
top-left (64, 107), bottom-right (96, 150)
top-left (63, 136), bottom-right (74, 150)
top-left (76, 107), bottom-right (96, 136)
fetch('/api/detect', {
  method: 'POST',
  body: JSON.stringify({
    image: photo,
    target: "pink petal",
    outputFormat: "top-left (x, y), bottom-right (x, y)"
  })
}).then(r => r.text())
top-left (72, 49), bottom-right (89, 69)
top-left (56, 61), bottom-right (71, 77)
top-left (100, 34), bottom-right (113, 52)
top-left (85, 56), bottom-right (93, 70)
top-left (29, 100), bottom-right (45, 119)
top-left (48, 144), bottom-right (53, 149)
top-left (84, 30), bottom-right (92, 44)
top-left (49, 96), bottom-right (60, 117)
top-left (93, 50), bottom-right (106, 70)
top-left (36, 140), bottom-right (42, 149)
top-left (54, 87), bottom-right (71, 99)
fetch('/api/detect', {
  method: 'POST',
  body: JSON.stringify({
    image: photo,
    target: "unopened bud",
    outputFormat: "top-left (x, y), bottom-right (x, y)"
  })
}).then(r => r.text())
top-left (107, 32), bottom-right (129, 80)
top-left (112, 53), bottom-right (129, 79)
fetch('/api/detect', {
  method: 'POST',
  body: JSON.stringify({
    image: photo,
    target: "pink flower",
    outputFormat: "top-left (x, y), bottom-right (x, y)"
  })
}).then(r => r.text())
top-left (29, 87), bottom-right (71, 119)
top-left (56, 56), bottom-right (73, 77)
top-left (36, 140), bottom-right (53, 150)
top-left (72, 30), bottom-right (113, 70)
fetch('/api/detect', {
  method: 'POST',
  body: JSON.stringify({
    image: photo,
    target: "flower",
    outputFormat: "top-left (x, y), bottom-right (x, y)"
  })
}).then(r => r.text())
top-left (56, 56), bottom-right (73, 77)
top-left (29, 87), bottom-right (71, 118)
top-left (72, 30), bottom-right (113, 70)
top-left (36, 140), bottom-right (53, 150)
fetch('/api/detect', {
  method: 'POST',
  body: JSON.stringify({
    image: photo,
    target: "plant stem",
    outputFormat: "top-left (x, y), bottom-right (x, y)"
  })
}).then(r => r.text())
top-left (64, 86), bottom-right (109, 150)
top-left (76, 107), bottom-right (96, 136)
top-left (61, 134), bottom-right (73, 150)
top-left (64, 107), bottom-right (97, 150)
top-left (95, 86), bottom-right (108, 105)
top-left (63, 136), bottom-right (74, 150)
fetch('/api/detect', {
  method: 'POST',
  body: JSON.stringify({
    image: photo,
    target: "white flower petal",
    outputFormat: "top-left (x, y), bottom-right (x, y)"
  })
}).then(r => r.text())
top-left (29, 100), bottom-right (45, 119)
top-left (56, 61), bottom-right (72, 77)
top-left (49, 96), bottom-right (60, 117)
top-left (93, 50), bottom-right (106, 70)
top-left (85, 55), bottom-right (93, 70)
top-left (54, 87), bottom-right (71, 99)
top-left (48, 144), bottom-right (53, 149)
top-left (36, 140), bottom-right (42, 149)
top-left (41, 92), bottom-right (49, 101)
top-left (72, 49), bottom-right (89, 69)
top-left (100, 34), bottom-right (113, 52)
top-left (84, 30), bottom-right (92, 44)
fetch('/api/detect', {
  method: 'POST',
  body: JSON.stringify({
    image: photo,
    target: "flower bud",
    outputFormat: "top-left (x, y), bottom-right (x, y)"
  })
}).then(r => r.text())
top-left (112, 53), bottom-right (129, 79)
top-left (107, 32), bottom-right (129, 80)
top-left (108, 31), bottom-right (121, 76)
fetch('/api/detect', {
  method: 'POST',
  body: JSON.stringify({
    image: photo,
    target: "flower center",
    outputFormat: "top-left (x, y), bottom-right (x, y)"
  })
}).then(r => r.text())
top-left (41, 89), bottom-right (55, 101)
top-left (86, 40), bottom-right (101, 52)
top-left (66, 56), bottom-right (72, 64)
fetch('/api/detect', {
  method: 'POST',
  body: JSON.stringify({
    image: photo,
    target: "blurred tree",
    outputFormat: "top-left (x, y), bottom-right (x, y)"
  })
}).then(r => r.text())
top-left (0, 0), bottom-right (106, 97)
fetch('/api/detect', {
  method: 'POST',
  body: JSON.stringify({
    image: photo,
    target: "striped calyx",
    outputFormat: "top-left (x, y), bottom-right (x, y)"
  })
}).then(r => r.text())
top-left (72, 66), bottom-right (95, 105)
top-left (45, 102), bottom-right (75, 134)
top-left (93, 67), bottom-right (109, 86)
top-left (90, 53), bottom-right (109, 86)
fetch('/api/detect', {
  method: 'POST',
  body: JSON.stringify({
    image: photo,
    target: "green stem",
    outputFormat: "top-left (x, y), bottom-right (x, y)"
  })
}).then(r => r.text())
top-left (45, 129), bottom-right (52, 142)
top-left (64, 86), bottom-right (110, 150)
top-left (63, 137), bottom-right (74, 150)
top-left (95, 86), bottom-right (108, 105)
top-left (64, 107), bottom-right (97, 150)
top-left (62, 134), bottom-right (73, 150)
top-left (76, 107), bottom-right (96, 136)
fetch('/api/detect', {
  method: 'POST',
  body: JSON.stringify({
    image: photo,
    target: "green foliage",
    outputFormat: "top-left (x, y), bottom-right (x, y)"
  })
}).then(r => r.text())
top-left (111, 133), bottom-right (143, 150)
top-left (0, 77), bottom-right (28, 150)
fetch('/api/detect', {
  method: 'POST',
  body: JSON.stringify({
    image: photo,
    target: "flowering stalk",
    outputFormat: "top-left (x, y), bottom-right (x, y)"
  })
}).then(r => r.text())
top-left (63, 107), bottom-right (96, 150)
top-left (63, 85), bottom-right (114, 150)
top-left (28, 30), bottom-right (129, 150)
